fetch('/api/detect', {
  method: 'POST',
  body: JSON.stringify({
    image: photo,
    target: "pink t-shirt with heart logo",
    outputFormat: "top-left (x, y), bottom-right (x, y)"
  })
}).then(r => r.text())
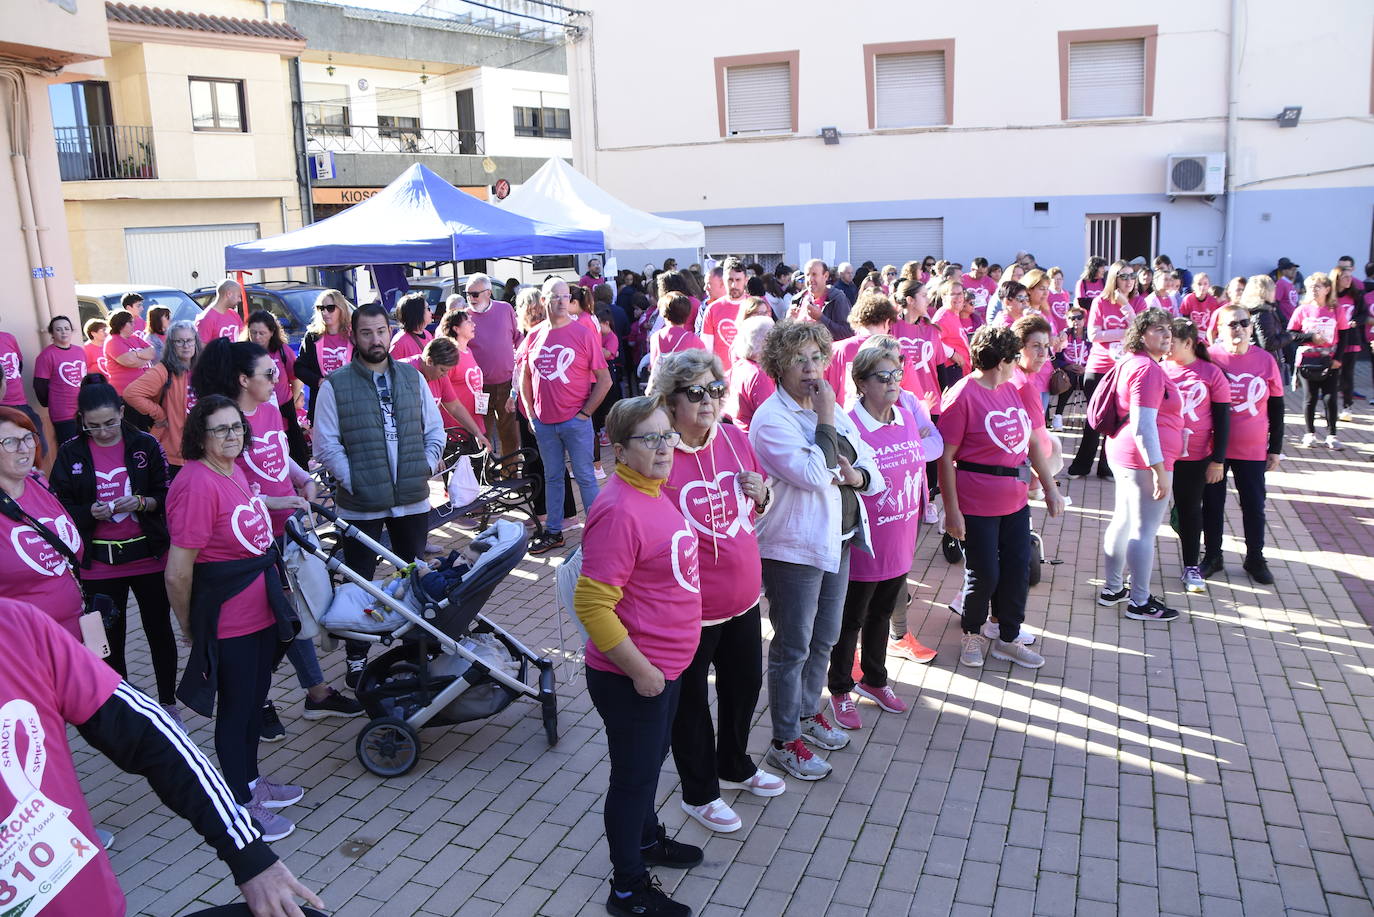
top-left (445, 347), bottom-right (486, 433)
top-left (0, 477), bottom-right (84, 636)
top-left (518, 320), bottom-right (607, 425)
top-left (85, 440), bottom-right (166, 580)
top-left (1206, 344), bottom-right (1284, 461)
top-left (938, 376), bottom-right (1040, 517)
top-left (848, 403), bottom-right (925, 582)
top-left (316, 333), bottom-right (353, 377)
top-left (1163, 358), bottom-right (1231, 462)
top-left (1046, 292), bottom-right (1073, 334)
top-left (0, 332), bottom-right (26, 407)
top-left (193, 306), bottom-right (243, 345)
top-left (661, 423), bottom-right (762, 623)
top-left (701, 298), bottom-right (745, 371)
top-left (34, 345), bottom-right (87, 423)
top-left (1086, 295), bottom-right (1133, 374)
top-left (167, 460), bottom-right (275, 638)
top-left (722, 358), bottom-right (775, 434)
top-left (889, 319), bottom-right (943, 413)
top-left (237, 401), bottom-right (295, 536)
top-left (1105, 354), bottom-right (1185, 471)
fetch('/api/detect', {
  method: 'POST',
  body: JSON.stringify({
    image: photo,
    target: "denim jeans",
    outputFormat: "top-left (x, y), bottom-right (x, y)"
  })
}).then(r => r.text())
top-left (961, 506), bottom-right (1031, 643)
top-left (762, 548), bottom-right (851, 743)
top-left (586, 667), bottom-right (681, 889)
top-left (286, 637), bottom-right (325, 690)
top-left (532, 415), bottom-right (600, 534)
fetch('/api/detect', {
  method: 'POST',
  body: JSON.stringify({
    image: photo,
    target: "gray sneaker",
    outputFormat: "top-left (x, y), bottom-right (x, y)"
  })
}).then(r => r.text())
top-left (990, 639), bottom-right (1045, 669)
top-left (250, 777), bottom-right (304, 809)
top-left (960, 633), bottom-right (988, 667)
top-left (245, 801), bottom-right (295, 841)
top-left (799, 711), bottom-right (849, 750)
top-left (764, 738), bottom-right (831, 781)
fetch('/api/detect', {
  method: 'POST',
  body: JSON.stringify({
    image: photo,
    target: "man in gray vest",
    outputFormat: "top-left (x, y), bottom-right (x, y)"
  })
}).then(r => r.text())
top-left (314, 303), bottom-right (447, 684)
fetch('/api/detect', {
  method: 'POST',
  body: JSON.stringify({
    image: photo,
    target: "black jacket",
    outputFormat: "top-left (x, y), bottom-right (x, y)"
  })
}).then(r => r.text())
top-left (1247, 302), bottom-right (1287, 356)
top-left (177, 550), bottom-right (298, 717)
top-left (49, 425), bottom-right (171, 567)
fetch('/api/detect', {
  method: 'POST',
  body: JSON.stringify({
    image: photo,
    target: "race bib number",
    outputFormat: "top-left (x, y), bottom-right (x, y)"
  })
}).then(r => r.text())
top-left (0, 700), bottom-right (99, 915)
top-left (474, 392), bottom-right (490, 415)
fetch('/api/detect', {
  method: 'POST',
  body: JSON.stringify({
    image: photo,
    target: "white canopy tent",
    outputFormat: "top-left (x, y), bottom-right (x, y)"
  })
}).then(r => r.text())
top-left (499, 158), bottom-right (705, 251)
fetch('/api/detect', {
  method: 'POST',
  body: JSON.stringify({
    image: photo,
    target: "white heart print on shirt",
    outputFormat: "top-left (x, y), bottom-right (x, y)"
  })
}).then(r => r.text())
top-left (11, 514), bottom-right (81, 577)
top-left (900, 337), bottom-right (935, 373)
top-left (983, 406), bottom-right (1031, 455)
top-left (1177, 380), bottom-right (1207, 422)
top-left (242, 429), bottom-right (289, 483)
top-left (1101, 314), bottom-right (1128, 331)
top-left (230, 497), bottom-right (273, 555)
top-left (677, 471), bottom-right (754, 539)
top-left (465, 365), bottom-right (483, 395)
top-left (58, 359), bottom-right (86, 387)
top-left (1228, 373), bottom-right (1268, 417)
top-left (0, 353), bottom-right (19, 381)
top-left (321, 346), bottom-right (350, 374)
top-left (95, 468), bottom-right (133, 522)
top-left (535, 344), bottom-right (576, 382)
top-left (716, 318), bottom-right (738, 349)
top-left (670, 527), bottom-right (700, 594)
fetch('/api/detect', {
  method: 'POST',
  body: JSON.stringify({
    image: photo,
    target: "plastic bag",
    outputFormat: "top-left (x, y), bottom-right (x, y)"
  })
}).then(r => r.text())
top-left (448, 457), bottom-right (479, 509)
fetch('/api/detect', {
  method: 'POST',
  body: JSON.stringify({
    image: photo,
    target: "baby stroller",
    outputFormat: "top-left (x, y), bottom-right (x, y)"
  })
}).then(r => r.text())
top-left (284, 504), bottom-right (558, 777)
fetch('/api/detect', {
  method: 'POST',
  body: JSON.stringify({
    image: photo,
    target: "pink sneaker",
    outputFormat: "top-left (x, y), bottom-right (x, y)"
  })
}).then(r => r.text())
top-left (680, 798), bottom-right (742, 833)
top-left (719, 768), bottom-right (786, 797)
top-left (829, 692), bottom-right (862, 730)
top-left (854, 682), bottom-right (908, 714)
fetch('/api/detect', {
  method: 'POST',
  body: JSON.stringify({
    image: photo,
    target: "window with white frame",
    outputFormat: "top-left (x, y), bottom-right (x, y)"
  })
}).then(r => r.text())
top-left (303, 82), bottom-right (350, 136)
top-left (513, 90), bottom-right (571, 139)
top-left (874, 51), bottom-right (947, 128)
top-left (1067, 38), bottom-right (1146, 119)
top-left (724, 62), bottom-right (793, 135)
top-left (189, 78), bottom-right (245, 132)
top-left (376, 88), bottom-right (421, 138)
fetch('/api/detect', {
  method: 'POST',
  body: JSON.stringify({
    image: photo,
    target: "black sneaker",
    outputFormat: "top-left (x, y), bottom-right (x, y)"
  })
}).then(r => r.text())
top-left (1244, 557), bottom-right (1275, 585)
top-left (940, 533), bottom-right (963, 564)
top-left (260, 701), bottom-right (286, 743)
top-left (344, 656), bottom-right (367, 690)
top-left (302, 687), bottom-right (364, 720)
top-left (1199, 554), bottom-right (1225, 579)
top-left (1125, 595), bottom-right (1179, 622)
top-left (1097, 586), bottom-right (1129, 607)
top-left (640, 824), bottom-right (703, 869)
top-left (528, 531), bottom-right (565, 556)
top-left (605, 874), bottom-right (690, 917)
top-left (1065, 464), bottom-right (1091, 479)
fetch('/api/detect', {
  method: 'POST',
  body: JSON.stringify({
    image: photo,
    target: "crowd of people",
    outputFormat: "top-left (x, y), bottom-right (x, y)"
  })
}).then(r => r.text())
top-left (0, 246), bottom-right (1369, 917)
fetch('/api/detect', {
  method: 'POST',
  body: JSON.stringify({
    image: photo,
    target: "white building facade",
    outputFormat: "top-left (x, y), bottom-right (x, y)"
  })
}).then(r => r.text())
top-left (566, 0), bottom-right (1374, 279)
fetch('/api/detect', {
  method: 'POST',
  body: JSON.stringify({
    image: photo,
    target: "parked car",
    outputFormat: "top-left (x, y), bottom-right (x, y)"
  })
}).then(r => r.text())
top-left (407, 275), bottom-right (507, 312)
top-left (73, 284), bottom-right (201, 333)
top-left (190, 280), bottom-right (330, 349)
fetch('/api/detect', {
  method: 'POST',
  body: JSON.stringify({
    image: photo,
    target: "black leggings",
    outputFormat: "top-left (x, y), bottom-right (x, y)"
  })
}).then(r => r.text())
top-left (94, 569), bottom-right (179, 705)
top-left (1172, 459), bottom-right (1210, 567)
top-left (1067, 372), bottom-right (1108, 473)
top-left (1203, 459), bottom-right (1268, 563)
top-left (1339, 353), bottom-right (1357, 408)
top-left (215, 625), bottom-right (276, 803)
top-left (1303, 373), bottom-right (1338, 435)
top-left (829, 574), bottom-right (904, 694)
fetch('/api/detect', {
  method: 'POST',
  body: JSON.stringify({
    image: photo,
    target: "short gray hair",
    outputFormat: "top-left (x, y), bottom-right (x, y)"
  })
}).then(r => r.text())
top-left (466, 272), bottom-right (491, 293)
top-left (647, 349), bottom-right (723, 400)
top-left (851, 335), bottom-right (902, 387)
top-left (606, 396), bottom-right (665, 447)
top-left (731, 314), bottom-right (773, 361)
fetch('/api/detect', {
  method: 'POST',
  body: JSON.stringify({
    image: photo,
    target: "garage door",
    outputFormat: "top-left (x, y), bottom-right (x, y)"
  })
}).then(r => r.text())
top-left (125, 223), bottom-right (260, 290)
top-left (705, 223), bottom-right (785, 271)
top-left (847, 218), bottom-right (943, 268)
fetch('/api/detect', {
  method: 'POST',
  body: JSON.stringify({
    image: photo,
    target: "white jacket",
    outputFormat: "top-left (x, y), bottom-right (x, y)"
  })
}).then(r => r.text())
top-left (748, 386), bottom-right (884, 573)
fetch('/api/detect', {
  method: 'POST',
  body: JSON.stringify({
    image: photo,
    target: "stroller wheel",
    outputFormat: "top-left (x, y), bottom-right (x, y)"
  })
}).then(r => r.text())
top-left (356, 716), bottom-right (420, 777)
top-left (941, 532), bottom-right (964, 564)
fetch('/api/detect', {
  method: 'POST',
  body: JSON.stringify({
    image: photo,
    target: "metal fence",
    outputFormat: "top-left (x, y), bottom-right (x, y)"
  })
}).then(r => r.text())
top-left (54, 124), bottom-right (157, 181)
top-left (305, 124), bottom-right (485, 156)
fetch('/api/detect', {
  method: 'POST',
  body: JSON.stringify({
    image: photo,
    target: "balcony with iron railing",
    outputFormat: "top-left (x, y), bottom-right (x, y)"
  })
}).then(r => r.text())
top-left (304, 123), bottom-right (485, 157)
top-left (55, 124), bottom-right (158, 181)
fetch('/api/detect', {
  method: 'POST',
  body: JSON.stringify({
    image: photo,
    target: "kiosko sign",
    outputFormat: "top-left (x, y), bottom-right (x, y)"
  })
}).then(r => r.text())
top-left (312, 186), bottom-right (490, 205)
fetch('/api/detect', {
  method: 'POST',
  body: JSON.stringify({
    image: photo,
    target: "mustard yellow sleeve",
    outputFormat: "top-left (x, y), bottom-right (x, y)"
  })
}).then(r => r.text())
top-left (574, 575), bottom-right (629, 653)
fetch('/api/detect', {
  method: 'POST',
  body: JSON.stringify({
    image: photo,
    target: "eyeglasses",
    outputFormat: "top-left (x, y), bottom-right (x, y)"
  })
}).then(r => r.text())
top-left (547, 293), bottom-right (570, 302)
top-left (207, 422), bottom-right (246, 440)
top-left (789, 352), bottom-right (829, 369)
top-left (463, 288), bottom-right (490, 298)
top-left (81, 418), bottom-right (121, 434)
top-left (1226, 319), bottom-right (1252, 329)
top-left (256, 367), bottom-right (279, 381)
top-left (316, 303), bottom-right (338, 313)
top-left (627, 430), bottom-right (681, 451)
top-left (673, 381), bottom-right (728, 403)
top-left (1012, 294), bottom-right (1030, 303)
top-left (172, 337), bottom-right (197, 347)
top-left (863, 368), bottom-right (904, 384)
top-left (0, 432), bottom-right (36, 453)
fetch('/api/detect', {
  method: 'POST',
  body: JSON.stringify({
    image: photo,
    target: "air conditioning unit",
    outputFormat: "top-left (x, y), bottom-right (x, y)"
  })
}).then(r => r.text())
top-left (1166, 153), bottom-right (1225, 197)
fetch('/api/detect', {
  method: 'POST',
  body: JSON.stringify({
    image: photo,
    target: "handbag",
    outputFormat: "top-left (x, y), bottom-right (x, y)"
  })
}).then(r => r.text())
top-left (0, 487), bottom-right (118, 657)
top-left (1048, 368), bottom-right (1073, 396)
top-left (1297, 354), bottom-right (1333, 382)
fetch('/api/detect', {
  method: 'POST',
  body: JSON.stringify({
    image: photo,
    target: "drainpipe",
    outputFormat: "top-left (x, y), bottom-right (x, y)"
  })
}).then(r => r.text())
top-left (1220, 0), bottom-right (1242, 279)
top-left (289, 56), bottom-right (314, 279)
top-left (1, 68), bottom-right (56, 325)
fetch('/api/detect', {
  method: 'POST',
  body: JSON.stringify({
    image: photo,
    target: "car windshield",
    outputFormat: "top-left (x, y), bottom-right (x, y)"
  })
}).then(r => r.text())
top-left (109, 290), bottom-right (199, 323)
top-left (275, 290), bottom-right (325, 322)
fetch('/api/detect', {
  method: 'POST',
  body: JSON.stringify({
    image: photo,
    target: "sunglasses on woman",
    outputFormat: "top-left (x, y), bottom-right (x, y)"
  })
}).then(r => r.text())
top-left (863, 368), bottom-right (904, 384)
top-left (316, 303), bottom-right (338, 313)
top-left (673, 381), bottom-right (728, 402)
top-left (1226, 318), bottom-right (1252, 329)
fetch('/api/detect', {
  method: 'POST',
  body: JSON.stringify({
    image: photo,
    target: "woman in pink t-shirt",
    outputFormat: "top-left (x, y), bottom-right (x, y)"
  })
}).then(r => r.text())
top-left (294, 289), bottom-right (354, 426)
top-left (245, 310), bottom-right (307, 466)
top-left (931, 278), bottom-right (972, 386)
top-left (50, 375), bottom-right (179, 720)
top-left (1288, 273), bottom-right (1347, 448)
top-left (938, 326), bottom-right (1063, 669)
top-left (84, 318), bottom-right (109, 377)
top-left (828, 339), bottom-right (937, 731)
top-left (1067, 260), bottom-right (1138, 479)
top-left (1074, 256), bottom-right (1108, 304)
top-left (1163, 317), bottom-right (1230, 594)
top-left (33, 314), bottom-right (86, 445)
top-left (102, 309), bottom-right (155, 395)
top-left (165, 395), bottom-right (303, 841)
top-left (1101, 308), bottom-right (1184, 621)
top-left (440, 307), bottom-right (488, 435)
top-left (1045, 268), bottom-right (1073, 335)
top-left (572, 397), bottom-right (703, 914)
top-left (1179, 272), bottom-right (1221, 332)
top-left (723, 314), bottom-right (776, 434)
top-left (648, 292), bottom-right (707, 380)
top-left (389, 293), bottom-right (434, 361)
top-left (1331, 267), bottom-right (1361, 419)
top-left (649, 350), bottom-right (781, 835)
top-left (889, 278), bottom-right (944, 416)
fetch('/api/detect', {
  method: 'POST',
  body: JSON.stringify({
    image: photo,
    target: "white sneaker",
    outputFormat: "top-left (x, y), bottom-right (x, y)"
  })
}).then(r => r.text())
top-left (1301, 432), bottom-right (1318, 448)
top-left (718, 768), bottom-right (786, 797)
top-left (960, 633), bottom-right (987, 667)
top-left (1339, 409), bottom-right (1354, 422)
top-left (680, 798), bottom-right (742, 833)
top-left (1027, 486), bottom-right (1045, 501)
top-left (1327, 435), bottom-right (1344, 450)
top-left (989, 639), bottom-right (1046, 669)
top-left (924, 502), bottom-right (939, 525)
top-left (1051, 415), bottom-right (1064, 431)
top-left (981, 619), bottom-right (1035, 645)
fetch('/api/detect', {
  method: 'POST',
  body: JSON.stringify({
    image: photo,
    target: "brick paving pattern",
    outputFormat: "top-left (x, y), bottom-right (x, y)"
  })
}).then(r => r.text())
top-left (79, 387), bottom-right (1374, 916)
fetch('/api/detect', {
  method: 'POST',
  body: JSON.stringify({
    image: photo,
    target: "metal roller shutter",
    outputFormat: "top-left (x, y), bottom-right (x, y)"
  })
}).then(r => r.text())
top-left (705, 223), bottom-right (785, 258)
top-left (726, 63), bottom-right (792, 135)
top-left (847, 218), bottom-right (943, 268)
top-left (125, 223), bottom-right (260, 289)
top-left (875, 52), bottom-right (947, 128)
top-left (1068, 39), bottom-right (1145, 119)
